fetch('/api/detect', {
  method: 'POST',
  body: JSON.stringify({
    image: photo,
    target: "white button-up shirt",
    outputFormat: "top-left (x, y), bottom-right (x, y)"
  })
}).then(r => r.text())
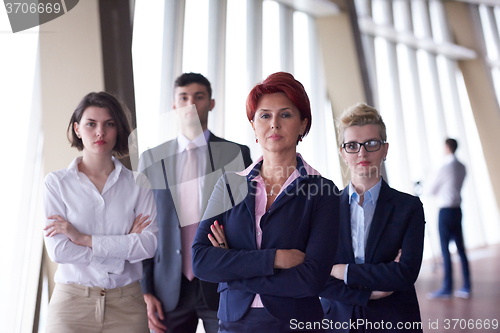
top-left (43, 156), bottom-right (158, 289)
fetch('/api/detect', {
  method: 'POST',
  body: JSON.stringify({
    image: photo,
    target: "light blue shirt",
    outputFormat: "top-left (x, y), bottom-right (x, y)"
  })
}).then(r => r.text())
top-left (344, 178), bottom-right (382, 283)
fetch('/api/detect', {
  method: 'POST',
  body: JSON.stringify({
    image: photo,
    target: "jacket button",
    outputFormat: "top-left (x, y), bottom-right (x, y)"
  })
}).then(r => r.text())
top-left (176, 249), bottom-right (181, 255)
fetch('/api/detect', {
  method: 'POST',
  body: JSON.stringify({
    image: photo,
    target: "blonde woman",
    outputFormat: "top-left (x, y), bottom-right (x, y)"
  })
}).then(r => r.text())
top-left (320, 104), bottom-right (425, 333)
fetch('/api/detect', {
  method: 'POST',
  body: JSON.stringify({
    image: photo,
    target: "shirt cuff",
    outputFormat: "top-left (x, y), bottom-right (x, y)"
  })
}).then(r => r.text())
top-left (344, 264), bottom-right (349, 284)
top-left (92, 235), bottom-right (130, 259)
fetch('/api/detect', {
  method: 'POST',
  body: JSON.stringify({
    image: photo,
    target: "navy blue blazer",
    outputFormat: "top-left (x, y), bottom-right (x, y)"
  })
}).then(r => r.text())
top-left (192, 159), bottom-right (340, 323)
top-left (320, 180), bottom-right (425, 332)
top-left (140, 132), bottom-right (252, 313)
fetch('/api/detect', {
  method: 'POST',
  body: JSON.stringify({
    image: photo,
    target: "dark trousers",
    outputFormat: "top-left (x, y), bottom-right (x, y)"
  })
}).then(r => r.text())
top-left (438, 207), bottom-right (471, 292)
top-left (160, 275), bottom-right (218, 333)
top-left (345, 306), bottom-right (366, 333)
top-left (219, 308), bottom-right (324, 333)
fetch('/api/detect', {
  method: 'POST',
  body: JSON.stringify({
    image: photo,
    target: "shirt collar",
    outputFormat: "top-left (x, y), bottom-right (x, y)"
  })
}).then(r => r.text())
top-left (177, 129), bottom-right (210, 153)
top-left (67, 156), bottom-right (123, 180)
top-left (444, 154), bottom-right (456, 164)
top-left (348, 178), bottom-right (382, 205)
top-left (237, 153), bottom-right (321, 181)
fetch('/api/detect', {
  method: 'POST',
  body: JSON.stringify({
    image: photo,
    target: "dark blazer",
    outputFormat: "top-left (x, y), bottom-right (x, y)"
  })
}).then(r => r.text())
top-left (140, 132), bottom-right (252, 313)
top-left (320, 180), bottom-right (425, 332)
top-left (192, 158), bottom-right (340, 324)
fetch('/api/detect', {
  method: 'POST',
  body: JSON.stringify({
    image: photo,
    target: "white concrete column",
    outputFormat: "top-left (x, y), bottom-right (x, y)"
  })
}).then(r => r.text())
top-left (279, 3), bottom-right (294, 74)
top-left (412, 0), bottom-right (447, 166)
top-left (245, 0), bottom-right (263, 144)
top-left (444, 1), bottom-right (500, 239)
top-left (373, 0), bottom-right (411, 192)
top-left (159, 0), bottom-right (185, 141)
top-left (393, 0), bottom-right (431, 183)
top-left (483, 5), bottom-right (500, 60)
top-left (355, 0), bottom-right (379, 108)
top-left (247, 0), bottom-right (263, 89)
top-left (207, 0), bottom-right (228, 136)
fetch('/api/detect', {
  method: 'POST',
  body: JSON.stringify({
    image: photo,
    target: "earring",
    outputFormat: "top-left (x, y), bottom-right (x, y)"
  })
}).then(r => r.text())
top-left (383, 157), bottom-right (387, 161)
top-left (76, 134), bottom-right (81, 138)
top-left (255, 138), bottom-right (258, 143)
top-left (299, 135), bottom-right (303, 142)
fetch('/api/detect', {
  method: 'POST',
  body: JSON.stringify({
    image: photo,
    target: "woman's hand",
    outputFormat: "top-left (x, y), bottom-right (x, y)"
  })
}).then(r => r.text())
top-left (208, 220), bottom-right (228, 249)
top-left (274, 249), bottom-right (305, 269)
top-left (44, 215), bottom-right (92, 247)
top-left (129, 214), bottom-right (151, 234)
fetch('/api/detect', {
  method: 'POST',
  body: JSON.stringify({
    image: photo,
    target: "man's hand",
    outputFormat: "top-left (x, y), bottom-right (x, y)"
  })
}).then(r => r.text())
top-left (330, 264), bottom-right (347, 280)
top-left (143, 293), bottom-right (167, 333)
top-left (394, 249), bottom-right (402, 262)
top-left (370, 291), bottom-right (394, 300)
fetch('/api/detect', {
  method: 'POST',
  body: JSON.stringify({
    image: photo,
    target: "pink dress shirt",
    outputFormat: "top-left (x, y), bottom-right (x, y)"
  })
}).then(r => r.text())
top-left (237, 153), bottom-right (321, 307)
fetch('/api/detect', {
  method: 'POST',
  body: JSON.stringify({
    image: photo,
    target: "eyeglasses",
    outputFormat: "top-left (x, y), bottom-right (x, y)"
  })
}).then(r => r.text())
top-left (342, 140), bottom-right (386, 154)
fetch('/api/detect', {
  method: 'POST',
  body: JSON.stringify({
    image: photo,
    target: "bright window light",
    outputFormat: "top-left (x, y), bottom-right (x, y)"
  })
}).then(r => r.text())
top-left (262, 0), bottom-right (280, 78)
top-left (293, 11), bottom-right (310, 90)
top-left (182, 0), bottom-right (209, 76)
top-left (0, 6), bottom-right (39, 332)
top-left (132, 0), bottom-right (166, 156)
top-left (224, 0), bottom-right (250, 147)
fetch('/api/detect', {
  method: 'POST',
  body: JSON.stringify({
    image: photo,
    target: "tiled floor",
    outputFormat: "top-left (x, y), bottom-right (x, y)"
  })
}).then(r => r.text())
top-left (415, 244), bottom-right (500, 332)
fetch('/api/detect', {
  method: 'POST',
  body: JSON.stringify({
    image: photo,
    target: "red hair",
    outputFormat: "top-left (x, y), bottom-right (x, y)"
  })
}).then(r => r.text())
top-left (246, 72), bottom-right (312, 137)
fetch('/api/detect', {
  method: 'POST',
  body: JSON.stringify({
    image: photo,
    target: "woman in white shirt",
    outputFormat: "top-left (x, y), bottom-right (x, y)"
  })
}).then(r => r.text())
top-left (43, 92), bottom-right (158, 333)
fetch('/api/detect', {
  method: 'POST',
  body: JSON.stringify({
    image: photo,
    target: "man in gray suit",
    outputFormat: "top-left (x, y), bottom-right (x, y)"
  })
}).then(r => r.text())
top-left (140, 73), bottom-right (252, 333)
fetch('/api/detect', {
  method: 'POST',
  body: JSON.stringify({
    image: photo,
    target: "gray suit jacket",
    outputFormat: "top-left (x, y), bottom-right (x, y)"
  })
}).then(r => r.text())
top-left (140, 132), bottom-right (252, 312)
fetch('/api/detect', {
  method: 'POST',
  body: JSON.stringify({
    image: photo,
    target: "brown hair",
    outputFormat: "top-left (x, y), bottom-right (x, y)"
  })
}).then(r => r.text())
top-left (67, 92), bottom-right (131, 157)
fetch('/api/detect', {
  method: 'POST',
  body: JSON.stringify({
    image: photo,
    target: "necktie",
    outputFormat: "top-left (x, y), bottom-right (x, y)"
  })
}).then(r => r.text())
top-left (180, 143), bottom-right (200, 280)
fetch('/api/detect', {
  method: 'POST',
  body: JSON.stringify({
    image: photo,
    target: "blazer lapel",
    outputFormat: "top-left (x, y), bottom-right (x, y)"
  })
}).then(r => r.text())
top-left (206, 133), bottom-right (220, 172)
top-left (164, 141), bottom-right (177, 183)
top-left (201, 133), bottom-right (221, 212)
top-left (365, 180), bottom-right (394, 263)
top-left (241, 180), bottom-right (257, 249)
top-left (340, 187), bottom-right (355, 263)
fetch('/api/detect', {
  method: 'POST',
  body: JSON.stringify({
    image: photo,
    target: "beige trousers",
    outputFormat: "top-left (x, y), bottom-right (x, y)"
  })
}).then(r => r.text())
top-left (45, 281), bottom-right (149, 333)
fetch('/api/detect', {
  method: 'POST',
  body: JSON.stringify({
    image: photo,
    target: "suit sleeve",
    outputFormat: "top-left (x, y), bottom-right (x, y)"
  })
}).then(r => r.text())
top-left (320, 276), bottom-right (371, 306)
top-left (141, 257), bottom-right (155, 294)
top-left (346, 198), bottom-right (425, 291)
top-left (227, 188), bottom-right (340, 298)
top-left (192, 176), bottom-right (277, 282)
